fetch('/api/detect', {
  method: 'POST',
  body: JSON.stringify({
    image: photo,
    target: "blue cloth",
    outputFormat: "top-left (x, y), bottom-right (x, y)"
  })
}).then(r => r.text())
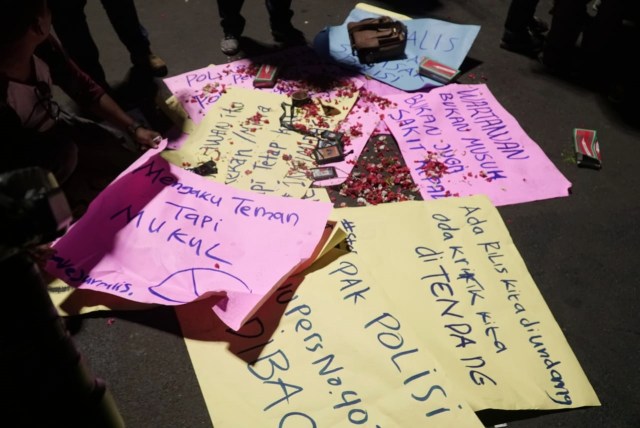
top-left (313, 8), bottom-right (481, 91)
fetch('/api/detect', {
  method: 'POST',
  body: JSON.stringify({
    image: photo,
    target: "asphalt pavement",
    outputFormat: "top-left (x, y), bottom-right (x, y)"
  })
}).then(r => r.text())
top-left (47, 0), bottom-right (640, 427)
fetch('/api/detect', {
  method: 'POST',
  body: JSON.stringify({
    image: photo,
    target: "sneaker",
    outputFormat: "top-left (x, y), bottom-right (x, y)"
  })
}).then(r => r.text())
top-left (221, 34), bottom-right (240, 56)
top-left (500, 30), bottom-right (544, 57)
top-left (132, 53), bottom-right (168, 77)
top-left (271, 25), bottom-right (306, 46)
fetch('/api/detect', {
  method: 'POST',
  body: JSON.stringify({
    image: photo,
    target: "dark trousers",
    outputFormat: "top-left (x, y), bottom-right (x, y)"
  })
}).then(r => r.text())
top-left (504, 0), bottom-right (540, 33)
top-left (217, 0), bottom-right (294, 36)
top-left (50, 0), bottom-right (151, 88)
top-left (544, 0), bottom-right (591, 58)
top-left (545, 0), bottom-right (624, 68)
top-left (580, 0), bottom-right (624, 59)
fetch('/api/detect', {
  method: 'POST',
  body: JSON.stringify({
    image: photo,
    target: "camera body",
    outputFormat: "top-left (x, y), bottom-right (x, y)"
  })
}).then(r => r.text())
top-left (0, 167), bottom-right (71, 262)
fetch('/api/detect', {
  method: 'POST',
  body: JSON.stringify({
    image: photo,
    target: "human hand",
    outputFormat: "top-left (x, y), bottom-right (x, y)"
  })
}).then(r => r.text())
top-left (28, 243), bottom-right (56, 270)
top-left (134, 127), bottom-right (162, 150)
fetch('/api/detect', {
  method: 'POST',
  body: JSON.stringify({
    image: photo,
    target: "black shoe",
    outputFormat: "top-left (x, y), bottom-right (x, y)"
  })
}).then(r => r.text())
top-left (500, 30), bottom-right (544, 57)
top-left (528, 16), bottom-right (549, 35)
top-left (220, 34), bottom-right (240, 56)
top-left (271, 25), bottom-right (306, 45)
top-left (131, 52), bottom-right (168, 77)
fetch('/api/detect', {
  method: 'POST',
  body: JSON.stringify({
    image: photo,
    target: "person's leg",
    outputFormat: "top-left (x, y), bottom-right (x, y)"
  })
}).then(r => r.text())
top-left (217, 0), bottom-right (246, 36)
top-left (581, 0), bottom-right (625, 98)
top-left (49, 0), bottom-right (109, 89)
top-left (501, 0), bottom-right (544, 56)
top-left (266, 0), bottom-right (305, 44)
top-left (99, 0), bottom-right (167, 76)
top-left (217, 0), bottom-right (246, 55)
top-left (582, 0), bottom-right (623, 58)
top-left (266, 0), bottom-right (294, 29)
top-left (504, 0), bottom-right (540, 34)
top-left (542, 0), bottom-right (591, 71)
top-left (43, 132), bottom-right (79, 185)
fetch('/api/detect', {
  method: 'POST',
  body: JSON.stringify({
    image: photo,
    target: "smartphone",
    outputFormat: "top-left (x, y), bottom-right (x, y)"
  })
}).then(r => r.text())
top-left (310, 166), bottom-right (338, 181)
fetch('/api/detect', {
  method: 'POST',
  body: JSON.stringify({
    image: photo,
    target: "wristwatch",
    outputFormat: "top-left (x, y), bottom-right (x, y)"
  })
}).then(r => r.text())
top-left (127, 121), bottom-right (144, 136)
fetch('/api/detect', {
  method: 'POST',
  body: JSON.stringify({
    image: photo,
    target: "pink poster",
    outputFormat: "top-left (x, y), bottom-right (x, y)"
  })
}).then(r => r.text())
top-left (162, 47), bottom-right (363, 124)
top-left (162, 64), bottom-right (242, 124)
top-left (384, 84), bottom-right (572, 205)
top-left (45, 142), bottom-right (333, 330)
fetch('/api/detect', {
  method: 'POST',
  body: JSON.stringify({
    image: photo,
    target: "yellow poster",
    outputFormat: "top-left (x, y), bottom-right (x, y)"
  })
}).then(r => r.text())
top-left (332, 195), bottom-right (600, 410)
top-left (177, 249), bottom-right (484, 427)
top-left (162, 87), bottom-right (358, 198)
top-left (178, 195), bottom-right (599, 426)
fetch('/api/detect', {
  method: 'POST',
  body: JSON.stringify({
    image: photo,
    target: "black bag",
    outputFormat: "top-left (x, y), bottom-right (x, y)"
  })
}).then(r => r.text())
top-left (347, 16), bottom-right (408, 64)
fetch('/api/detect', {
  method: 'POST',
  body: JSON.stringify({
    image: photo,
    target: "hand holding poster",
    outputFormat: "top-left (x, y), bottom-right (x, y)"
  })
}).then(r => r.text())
top-left (45, 142), bottom-right (333, 330)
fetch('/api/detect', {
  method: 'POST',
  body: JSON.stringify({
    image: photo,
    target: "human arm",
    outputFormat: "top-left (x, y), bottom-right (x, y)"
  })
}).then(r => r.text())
top-left (90, 94), bottom-right (160, 150)
top-left (37, 35), bottom-right (160, 149)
